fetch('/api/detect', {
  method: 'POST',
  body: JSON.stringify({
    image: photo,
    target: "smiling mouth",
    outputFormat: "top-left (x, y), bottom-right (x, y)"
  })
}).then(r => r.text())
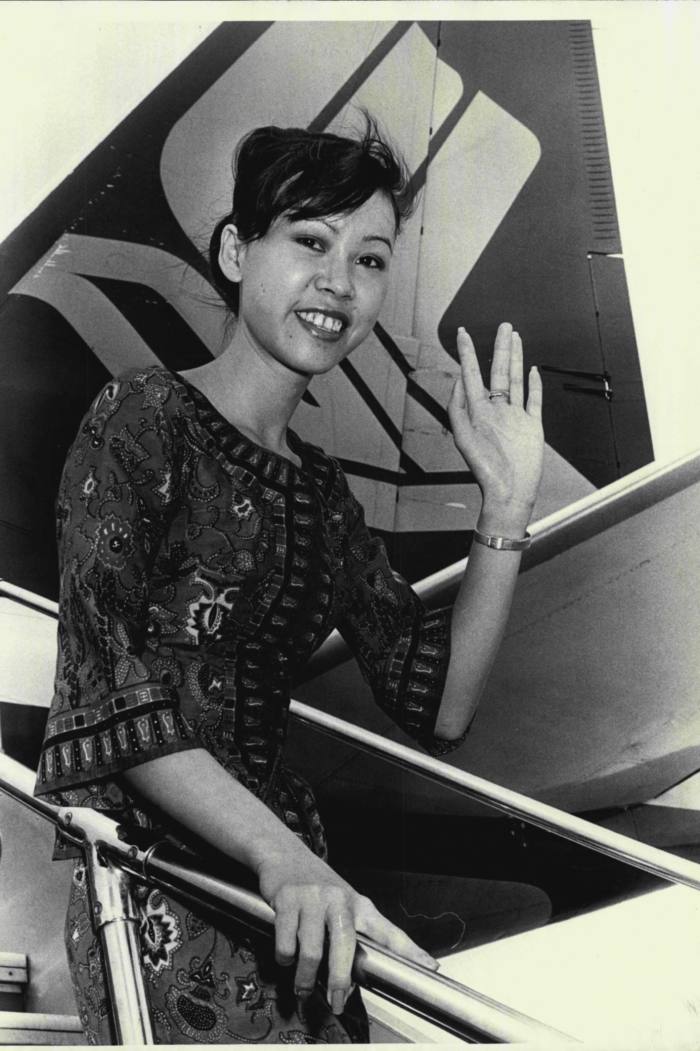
top-left (295, 310), bottom-right (348, 340)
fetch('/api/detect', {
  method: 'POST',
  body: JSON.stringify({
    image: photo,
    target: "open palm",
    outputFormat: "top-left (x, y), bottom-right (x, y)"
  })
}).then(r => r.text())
top-left (448, 323), bottom-right (544, 514)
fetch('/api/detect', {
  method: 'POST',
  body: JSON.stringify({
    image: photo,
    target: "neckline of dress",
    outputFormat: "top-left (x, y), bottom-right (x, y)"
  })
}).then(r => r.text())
top-left (171, 367), bottom-right (310, 476)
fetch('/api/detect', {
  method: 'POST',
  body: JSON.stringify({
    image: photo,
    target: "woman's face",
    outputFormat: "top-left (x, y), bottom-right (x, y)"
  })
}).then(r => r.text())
top-left (225, 191), bottom-right (396, 377)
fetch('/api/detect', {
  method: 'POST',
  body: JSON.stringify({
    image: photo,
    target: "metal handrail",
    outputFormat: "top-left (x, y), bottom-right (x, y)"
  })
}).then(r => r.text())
top-left (4, 569), bottom-right (700, 893)
top-left (290, 701), bottom-right (700, 893)
top-left (417, 447), bottom-right (700, 604)
top-left (0, 752), bottom-right (573, 1045)
top-left (5, 446), bottom-right (700, 666)
top-left (0, 580), bottom-right (59, 616)
top-left (3, 451), bottom-right (700, 1037)
top-left (306, 447), bottom-right (700, 675)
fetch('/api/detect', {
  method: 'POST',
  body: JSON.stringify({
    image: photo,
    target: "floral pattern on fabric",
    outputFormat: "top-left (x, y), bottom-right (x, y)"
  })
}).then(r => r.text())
top-left (36, 366), bottom-right (458, 822)
top-left (40, 366), bottom-right (463, 1043)
top-left (65, 860), bottom-right (360, 1045)
top-left (138, 889), bottom-right (184, 981)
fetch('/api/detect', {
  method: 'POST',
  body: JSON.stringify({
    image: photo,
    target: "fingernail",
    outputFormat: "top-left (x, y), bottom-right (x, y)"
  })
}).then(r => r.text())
top-left (331, 989), bottom-right (345, 1015)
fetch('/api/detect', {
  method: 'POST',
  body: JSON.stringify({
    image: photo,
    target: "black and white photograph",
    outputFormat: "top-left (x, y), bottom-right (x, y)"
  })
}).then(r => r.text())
top-left (0, 1), bottom-right (699, 1046)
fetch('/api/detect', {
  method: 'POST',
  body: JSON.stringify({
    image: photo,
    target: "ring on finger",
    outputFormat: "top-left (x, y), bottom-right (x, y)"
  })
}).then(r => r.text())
top-left (489, 389), bottom-right (510, 402)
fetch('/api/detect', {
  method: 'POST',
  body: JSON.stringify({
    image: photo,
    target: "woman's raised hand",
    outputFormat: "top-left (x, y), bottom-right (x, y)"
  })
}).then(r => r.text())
top-left (257, 851), bottom-right (438, 1016)
top-left (448, 323), bottom-right (544, 533)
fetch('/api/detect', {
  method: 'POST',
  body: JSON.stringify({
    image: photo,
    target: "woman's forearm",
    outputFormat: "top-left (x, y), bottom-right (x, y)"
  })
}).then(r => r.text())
top-left (433, 498), bottom-right (530, 739)
top-left (122, 747), bottom-right (315, 874)
top-left (122, 746), bottom-right (437, 1003)
top-left (434, 322), bottom-right (543, 741)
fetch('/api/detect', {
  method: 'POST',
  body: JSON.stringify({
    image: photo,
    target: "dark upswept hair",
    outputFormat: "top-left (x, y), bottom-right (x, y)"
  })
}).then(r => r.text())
top-left (209, 115), bottom-right (414, 310)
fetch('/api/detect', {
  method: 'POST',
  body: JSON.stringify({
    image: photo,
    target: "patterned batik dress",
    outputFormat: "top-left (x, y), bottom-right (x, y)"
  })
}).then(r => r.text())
top-left (35, 367), bottom-right (462, 1045)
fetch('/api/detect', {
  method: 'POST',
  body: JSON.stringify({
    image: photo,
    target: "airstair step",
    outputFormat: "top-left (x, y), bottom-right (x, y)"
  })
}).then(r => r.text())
top-left (0, 1011), bottom-right (85, 1045)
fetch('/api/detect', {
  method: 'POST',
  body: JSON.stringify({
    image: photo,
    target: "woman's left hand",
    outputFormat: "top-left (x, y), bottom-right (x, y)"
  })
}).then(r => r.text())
top-left (448, 322), bottom-right (544, 531)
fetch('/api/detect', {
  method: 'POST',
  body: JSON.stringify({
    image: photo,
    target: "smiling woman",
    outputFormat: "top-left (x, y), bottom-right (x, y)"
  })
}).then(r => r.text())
top-left (215, 127), bottom-right (397, 381)
top-left (217, 196), bottom-right (395, 377)
top-left (34, 115), bottom-right (544, 1044)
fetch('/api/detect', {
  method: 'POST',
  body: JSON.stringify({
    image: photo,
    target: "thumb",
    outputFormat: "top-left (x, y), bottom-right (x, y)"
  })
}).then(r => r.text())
top-left (359, 909), bottom-right (439, 971)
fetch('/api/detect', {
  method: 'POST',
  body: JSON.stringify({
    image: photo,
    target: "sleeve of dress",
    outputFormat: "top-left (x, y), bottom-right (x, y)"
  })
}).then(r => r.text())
top-left (35, 370), bottom-right (202, 797)
top-left (333, 472), bottom-right (469, 757)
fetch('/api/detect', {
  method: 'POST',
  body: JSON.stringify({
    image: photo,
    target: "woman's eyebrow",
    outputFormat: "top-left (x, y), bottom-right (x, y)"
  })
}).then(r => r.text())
top-left (362, 234), bottom-right (394, 252)
top-left (302, 218), bottom-right (393, 252)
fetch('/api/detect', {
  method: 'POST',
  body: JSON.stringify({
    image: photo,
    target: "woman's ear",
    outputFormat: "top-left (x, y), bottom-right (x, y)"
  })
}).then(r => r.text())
top-left (218, 224), bottom-right (245, 283)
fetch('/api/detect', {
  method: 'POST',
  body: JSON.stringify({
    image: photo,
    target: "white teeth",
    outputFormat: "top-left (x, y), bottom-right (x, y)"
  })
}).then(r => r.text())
top-left (298, 311), bottom-right (343, 333)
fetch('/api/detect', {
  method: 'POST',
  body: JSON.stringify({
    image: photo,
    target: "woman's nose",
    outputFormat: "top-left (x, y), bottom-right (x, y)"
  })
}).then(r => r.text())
top-left (314, 255), bottom-right (354, 299)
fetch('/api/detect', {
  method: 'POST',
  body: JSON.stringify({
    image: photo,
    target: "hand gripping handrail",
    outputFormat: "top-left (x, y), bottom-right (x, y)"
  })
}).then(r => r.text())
top-left (4, 453), bottom-right (700, 1038)
top-left (5, 543), bottom-right (700, 888)
top-left (0, 752), bottom-right (574, 1045)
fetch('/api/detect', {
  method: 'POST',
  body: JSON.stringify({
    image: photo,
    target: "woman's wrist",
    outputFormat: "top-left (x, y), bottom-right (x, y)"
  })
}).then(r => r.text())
top-left (477, 497), bottom-right (533, 539)
top-left (250, 834), bottom-right (304, 876)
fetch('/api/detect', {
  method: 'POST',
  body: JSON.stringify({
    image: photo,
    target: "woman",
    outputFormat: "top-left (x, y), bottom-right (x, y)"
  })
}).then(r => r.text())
top-left (35, 120), bottom-right (544, 1044)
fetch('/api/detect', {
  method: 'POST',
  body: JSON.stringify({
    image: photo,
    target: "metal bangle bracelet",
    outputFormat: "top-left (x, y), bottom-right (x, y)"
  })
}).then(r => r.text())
top-left (473, 529), bottom-right (531, 551)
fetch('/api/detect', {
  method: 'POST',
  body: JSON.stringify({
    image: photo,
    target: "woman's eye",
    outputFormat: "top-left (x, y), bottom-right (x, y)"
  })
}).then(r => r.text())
top-left (296, 236), bottom-right (323, 251)
top-left (357, 255), bottom-right (385, 271)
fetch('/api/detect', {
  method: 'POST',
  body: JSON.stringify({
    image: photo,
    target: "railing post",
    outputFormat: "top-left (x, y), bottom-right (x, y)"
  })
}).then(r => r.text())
top-left (82, 837), bottom-right (154, 1045)
top-left (0, 758), bottom-right (577, 1044)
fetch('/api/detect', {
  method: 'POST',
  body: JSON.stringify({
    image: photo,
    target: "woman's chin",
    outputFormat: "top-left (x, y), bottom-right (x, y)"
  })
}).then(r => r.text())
top-left (283, 344), bottom-right (353, 378)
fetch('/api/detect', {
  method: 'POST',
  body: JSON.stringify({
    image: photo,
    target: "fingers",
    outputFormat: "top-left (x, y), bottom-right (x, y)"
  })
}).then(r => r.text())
top-left (455, 327), bottom-right (487, 413)
top-left (275, 897), bottom-right (300, 967)
top-left (379, 923), bottom-right (440, 971)
top-left (294, 907), bottom-right (325, 1000)
top-left (447, 373), bottom-right (466, 431)
top-left (489, 321), bottom-right (513, 394)
top-left (274, 887), bottom-right (325, 1001)
top-left (276, 890), bottom-right (357, 1016)
top-left (455, 323), bottom-right (537, 413)
top-left (326, 904), bottom-right (356, 1015)
top-left (526, 364), bottom-right (543, 418)
top-left (509, 331), bottom-right (524, 408)
top-left (456, 323), bottom-right (526, 412)
top-left (274, 889), bottom-right (440, 1020)
top-left (358, 899), bottom-right (439, 972)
